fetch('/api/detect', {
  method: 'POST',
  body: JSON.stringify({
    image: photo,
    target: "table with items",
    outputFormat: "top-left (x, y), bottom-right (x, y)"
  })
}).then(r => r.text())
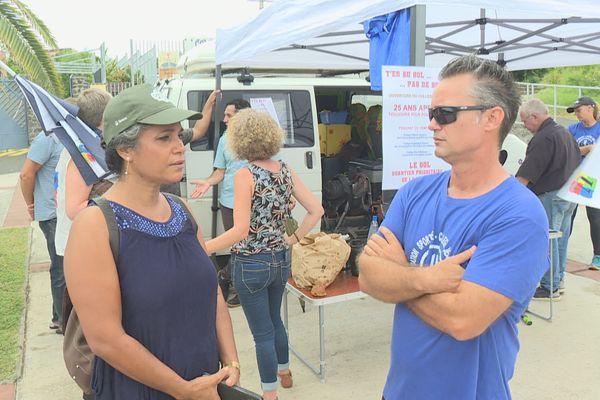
top-left (282, 272), bottom-right (368, 382)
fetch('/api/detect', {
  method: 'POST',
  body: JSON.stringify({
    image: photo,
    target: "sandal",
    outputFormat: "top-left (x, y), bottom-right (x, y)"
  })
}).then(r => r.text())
top-left (278, 370), bottom-right (293, 388)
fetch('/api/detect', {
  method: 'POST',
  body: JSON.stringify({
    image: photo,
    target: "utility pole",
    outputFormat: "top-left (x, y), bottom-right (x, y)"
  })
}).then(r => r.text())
top-left (100, 42), bottom-right (106, 84)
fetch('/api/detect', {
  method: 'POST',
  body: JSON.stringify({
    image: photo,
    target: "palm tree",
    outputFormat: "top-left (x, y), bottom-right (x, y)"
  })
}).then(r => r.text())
top-left (0, 0), bottom-right (62, 94)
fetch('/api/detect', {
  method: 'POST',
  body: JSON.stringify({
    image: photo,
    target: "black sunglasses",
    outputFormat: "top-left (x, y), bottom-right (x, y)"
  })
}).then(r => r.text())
top-left (428, 105), bottom-right (491, 125)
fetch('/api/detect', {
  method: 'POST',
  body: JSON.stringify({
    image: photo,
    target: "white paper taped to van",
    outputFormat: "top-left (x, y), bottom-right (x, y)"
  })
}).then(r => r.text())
top-left (250, 97), bottom-right (281, 127)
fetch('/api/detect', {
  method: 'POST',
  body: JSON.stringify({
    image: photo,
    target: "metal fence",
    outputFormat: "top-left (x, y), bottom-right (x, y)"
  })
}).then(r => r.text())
top-left (0, 78), bottom-right (29, 149)
top-left (517, 82), bottom-right (600, 120)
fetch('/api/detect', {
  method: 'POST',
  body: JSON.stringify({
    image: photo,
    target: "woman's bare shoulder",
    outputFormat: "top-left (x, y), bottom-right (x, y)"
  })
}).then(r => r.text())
top-left (71, 204), bottom-right (110, 235)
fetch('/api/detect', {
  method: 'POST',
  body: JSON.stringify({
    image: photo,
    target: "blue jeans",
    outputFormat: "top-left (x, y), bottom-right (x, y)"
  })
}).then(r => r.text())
top-left (38, 218), bottom-right (65, 324)
top-left (538, 191), bottom-right (576, 291)
top-left (232, 249), bottom-right (291, 391)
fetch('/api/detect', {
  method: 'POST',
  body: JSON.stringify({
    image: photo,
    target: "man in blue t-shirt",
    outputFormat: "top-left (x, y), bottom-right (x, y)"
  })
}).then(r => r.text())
top-left (566, 96), bottom-right (600, 270)
top-left (358, 55), bottom-right (549, 400)
top-left (20, 131), bottom-right (64, 331)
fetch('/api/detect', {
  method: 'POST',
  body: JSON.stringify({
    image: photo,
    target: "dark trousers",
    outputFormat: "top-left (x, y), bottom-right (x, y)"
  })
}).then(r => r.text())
top-left (587, 206), bottom-right (600, 255)
top-left (218, 206), bottom-right (235, 299)
top-left (38, 218), bottom-right (65, 325)
top-left (571, 205), bottom-right (600, 255)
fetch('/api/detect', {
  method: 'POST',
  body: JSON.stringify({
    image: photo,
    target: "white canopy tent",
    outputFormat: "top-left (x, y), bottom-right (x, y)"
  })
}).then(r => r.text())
top-left (205, 0), bottom-right (600, 72)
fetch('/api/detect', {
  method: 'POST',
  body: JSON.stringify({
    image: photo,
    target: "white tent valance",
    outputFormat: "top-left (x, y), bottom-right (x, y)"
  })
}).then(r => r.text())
top-left (210, 0), bottom-right (600, 71)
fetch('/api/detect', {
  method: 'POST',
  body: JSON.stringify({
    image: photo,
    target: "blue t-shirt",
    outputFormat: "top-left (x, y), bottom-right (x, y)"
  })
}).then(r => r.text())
top-left (213, 134), bottom-right (248, 209)
top-left (27, 132), bottom-right (63, 221)
top-left (381, 171), bottom-right (549, 400)
top-left (568, 121), bottom-right (600, 158)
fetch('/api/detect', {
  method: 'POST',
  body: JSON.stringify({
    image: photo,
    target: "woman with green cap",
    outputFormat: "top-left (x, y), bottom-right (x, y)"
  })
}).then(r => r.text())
top-left (64, 84), bottom-right (240, 399)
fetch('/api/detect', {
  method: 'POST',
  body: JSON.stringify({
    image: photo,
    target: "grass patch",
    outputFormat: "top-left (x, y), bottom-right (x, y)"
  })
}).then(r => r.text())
top-left (534, 87), bottom-right (580, 108)
top-left (0, 227), bottom-right (29, 382)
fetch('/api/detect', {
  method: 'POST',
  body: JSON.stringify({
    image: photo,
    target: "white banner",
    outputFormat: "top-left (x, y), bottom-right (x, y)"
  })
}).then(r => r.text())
top-left (381, 65), bottom-right (449, 190)
top-left (250, 97), bottom-right (281, 127)
top-left (558, 144), bottom-right (600, 209)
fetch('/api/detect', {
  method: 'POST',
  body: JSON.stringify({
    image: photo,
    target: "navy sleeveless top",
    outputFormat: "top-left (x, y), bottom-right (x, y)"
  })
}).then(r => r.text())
top-left (92, 195), bottom-right (219, 399)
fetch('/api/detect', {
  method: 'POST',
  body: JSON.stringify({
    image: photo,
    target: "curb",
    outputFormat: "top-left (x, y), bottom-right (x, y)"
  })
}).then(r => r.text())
top-left (14, 226), bottom-right (33, 400)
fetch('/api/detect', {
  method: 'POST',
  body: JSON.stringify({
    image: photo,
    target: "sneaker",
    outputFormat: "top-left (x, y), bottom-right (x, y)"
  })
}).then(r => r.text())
top-left (49, 321), bottom-right (59, 330)
top-left (559, 279), bottom-right (565, 294)
top-left (532, 286), bottom-right (561, 301)
top-left (227, 294), bottom-right (241, 308)
top-left (589, 255), bottom-right (600, 271)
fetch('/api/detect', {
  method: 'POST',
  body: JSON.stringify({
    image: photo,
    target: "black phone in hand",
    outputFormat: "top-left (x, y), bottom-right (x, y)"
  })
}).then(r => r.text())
top-left (217, 381), bottom-right (262, 400)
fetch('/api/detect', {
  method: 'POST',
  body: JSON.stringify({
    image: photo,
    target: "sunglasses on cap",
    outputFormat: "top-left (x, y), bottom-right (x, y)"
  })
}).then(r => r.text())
top-left (428, 105), bottom-right (492, 125)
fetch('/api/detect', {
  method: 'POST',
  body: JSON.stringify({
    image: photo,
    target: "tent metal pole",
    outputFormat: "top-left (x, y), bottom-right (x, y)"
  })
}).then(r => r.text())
top-left (410, 5), bottom-right (426, 67)
top-left (210, 64), bottom-right (223, 240)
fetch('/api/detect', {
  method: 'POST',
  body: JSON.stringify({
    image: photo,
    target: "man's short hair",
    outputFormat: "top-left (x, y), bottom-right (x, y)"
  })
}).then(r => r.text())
top-left (520, 98), bottom-right (549, 118)
top-left (77, 88), bottom-right (112, 129)
top-left (226, 98), bottom-right (251, 112)
top-left (440, 55), bottom-right (521, 144)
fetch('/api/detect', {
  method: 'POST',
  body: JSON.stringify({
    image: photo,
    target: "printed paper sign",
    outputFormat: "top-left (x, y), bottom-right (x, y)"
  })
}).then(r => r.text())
top-left (250, 97), bottom-right (281, 127)
top-left (381, 66), bottom-right (449, 190)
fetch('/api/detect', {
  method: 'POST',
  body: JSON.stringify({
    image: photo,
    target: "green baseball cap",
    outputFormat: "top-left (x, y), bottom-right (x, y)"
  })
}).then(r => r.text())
top-left (102, 84), bottom-right (202, 144)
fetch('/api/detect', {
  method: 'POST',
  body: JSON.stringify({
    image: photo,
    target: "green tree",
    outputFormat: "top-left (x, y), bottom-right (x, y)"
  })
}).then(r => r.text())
top-left (106, 58), bottom-right (130, 82)
top-left (0, 0), bottom-right (63, 94)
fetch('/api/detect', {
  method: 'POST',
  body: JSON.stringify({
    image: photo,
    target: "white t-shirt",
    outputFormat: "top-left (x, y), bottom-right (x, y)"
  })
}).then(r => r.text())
top-left (54, 149), bottom-right (72, 256)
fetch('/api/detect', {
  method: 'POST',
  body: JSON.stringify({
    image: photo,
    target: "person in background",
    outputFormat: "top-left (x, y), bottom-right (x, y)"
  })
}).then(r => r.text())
top-left (191, 98), bottom-right (252, 308)
top-left (516, 99), bottom-right (580, 299)
top-left (358, 55), bottom-right (548, 400)
top-left (55, 89), bottom-right (112, 271)
top-left (64, 84), bottom-right (239, 399)
top-left (206, 109), bottom-right (323, 400)
top-left (20, 124), bottom-right (64, 333)
top-left (566, 96), bottom-right (600, 270)
top-left (161, 90), bottom-right (220, 195)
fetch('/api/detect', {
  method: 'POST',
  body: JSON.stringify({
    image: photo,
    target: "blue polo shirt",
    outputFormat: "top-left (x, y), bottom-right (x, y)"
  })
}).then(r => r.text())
top-left (26, 132), bottom-right (63, 221)
top-left (213, 134), bottom-right (247, 209)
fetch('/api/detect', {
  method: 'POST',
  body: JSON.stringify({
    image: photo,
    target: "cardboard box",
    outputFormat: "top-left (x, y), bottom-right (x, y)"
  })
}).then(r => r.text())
top-left (318, 124), bottom-right (351, 156)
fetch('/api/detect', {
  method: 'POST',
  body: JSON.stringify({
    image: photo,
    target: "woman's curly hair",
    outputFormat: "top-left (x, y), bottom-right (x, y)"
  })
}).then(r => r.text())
top-left (226, 108), bottom-right (283, 161)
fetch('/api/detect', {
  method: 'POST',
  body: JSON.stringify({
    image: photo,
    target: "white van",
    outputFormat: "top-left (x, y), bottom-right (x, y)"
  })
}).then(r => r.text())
top-left (161, 52), bottom-right (526, 249)
top-left (161, 71), bottom-right (380, 241)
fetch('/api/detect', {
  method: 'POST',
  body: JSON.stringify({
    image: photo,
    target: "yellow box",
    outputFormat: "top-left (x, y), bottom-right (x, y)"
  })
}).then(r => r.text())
top-left (318, 124), bottom-right (351, 156)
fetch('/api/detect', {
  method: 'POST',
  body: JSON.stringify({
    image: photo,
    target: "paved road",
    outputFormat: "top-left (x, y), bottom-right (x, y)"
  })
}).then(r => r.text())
top-left (0, 152), bottom-right (26, 175)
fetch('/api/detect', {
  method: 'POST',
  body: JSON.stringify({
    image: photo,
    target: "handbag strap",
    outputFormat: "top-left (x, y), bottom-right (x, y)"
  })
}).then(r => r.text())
top-left (92, 197), bottom-right (120, 261)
